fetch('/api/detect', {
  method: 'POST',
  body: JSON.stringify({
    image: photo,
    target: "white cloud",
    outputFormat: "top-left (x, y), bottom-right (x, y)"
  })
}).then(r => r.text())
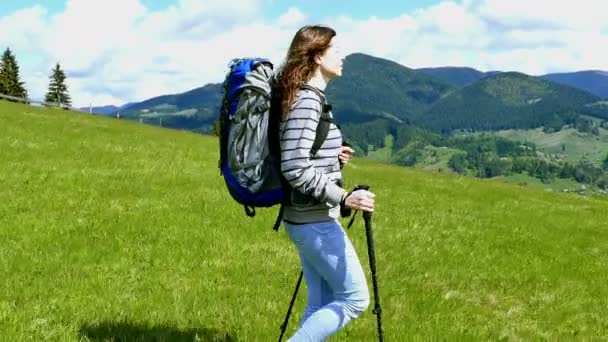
top-left (0, 6), bottom-right (47, 51)
top-left (332, 14), bottom-right (419, 62)
top-left (1, 0), bottom-right (607, 107)
top-left (416, 1), bottom-right (486, 35)
top-left (329, 0), bottom-right (607, 74)
top-left (45, 0), bottom-right (147, 73)
top-left (1, 0), bottom-right (277, 107)
top-left (477, 0), bottom-right (608, 31)
top-left (277, 7), bottom-right (307, 28)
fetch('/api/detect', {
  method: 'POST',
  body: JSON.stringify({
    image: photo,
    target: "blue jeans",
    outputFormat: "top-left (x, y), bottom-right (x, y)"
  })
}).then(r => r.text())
top-left (284, 219), bottom-right (370, 341)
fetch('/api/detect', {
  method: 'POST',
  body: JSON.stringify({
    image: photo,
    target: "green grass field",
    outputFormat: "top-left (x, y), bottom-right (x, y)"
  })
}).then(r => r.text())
top-left (2, 100), bottom-right (608, 340)
top-left (496, 172), bottom-right (585, 193)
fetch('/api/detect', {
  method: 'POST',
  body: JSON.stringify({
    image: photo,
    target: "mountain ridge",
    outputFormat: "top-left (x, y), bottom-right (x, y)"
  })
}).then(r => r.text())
top-left (101, 53), bottom-right (607, 134)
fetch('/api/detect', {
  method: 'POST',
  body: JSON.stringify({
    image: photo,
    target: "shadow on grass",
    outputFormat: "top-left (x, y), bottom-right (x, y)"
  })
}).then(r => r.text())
top-left (79, 321), bottom-right (238, 342)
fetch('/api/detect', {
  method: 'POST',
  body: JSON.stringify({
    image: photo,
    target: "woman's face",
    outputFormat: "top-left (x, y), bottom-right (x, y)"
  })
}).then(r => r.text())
top-left (317, 37), bottom-right (344, 80)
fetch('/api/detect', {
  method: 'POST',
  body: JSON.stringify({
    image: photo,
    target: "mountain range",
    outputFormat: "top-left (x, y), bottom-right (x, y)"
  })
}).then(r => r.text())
top-left (416, 67), bottom-right (608, 99)
top-left (80, 102), bottom-right (137, 115)
top-left (419, 71), bottom-right (605, 133)
top-left (102, 53), bottom-right (608, 134)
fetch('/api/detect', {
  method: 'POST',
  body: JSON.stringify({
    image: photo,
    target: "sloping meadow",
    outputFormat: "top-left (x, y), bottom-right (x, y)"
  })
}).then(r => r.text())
top-left (1, 101), bottom-right (607, 340)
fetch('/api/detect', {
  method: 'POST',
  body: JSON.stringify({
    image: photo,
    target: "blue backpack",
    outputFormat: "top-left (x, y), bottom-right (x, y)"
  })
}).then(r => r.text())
top-left (217, 58), bottom-right (331, 230)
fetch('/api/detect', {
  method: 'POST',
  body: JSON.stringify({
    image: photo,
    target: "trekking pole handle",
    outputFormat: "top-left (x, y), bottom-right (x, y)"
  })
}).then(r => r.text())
top-left (354, 184), bottom-right (370, 191)
top-left (346, 184), bottom-right (371, 229)
top-left (354, 184), bottom-right (373, 219)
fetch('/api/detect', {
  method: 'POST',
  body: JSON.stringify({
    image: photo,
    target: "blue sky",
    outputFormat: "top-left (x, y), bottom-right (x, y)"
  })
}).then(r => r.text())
top-left (265, 0), bottom-right (442, 20)
top-left (1, 0), bottom-right (607, 106)
top-left (0, 0), bottom-right (441, 20)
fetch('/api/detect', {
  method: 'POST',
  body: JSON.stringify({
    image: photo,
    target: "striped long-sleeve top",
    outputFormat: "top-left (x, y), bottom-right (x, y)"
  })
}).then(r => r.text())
top-left (279, 85), bottom-right (347, 224)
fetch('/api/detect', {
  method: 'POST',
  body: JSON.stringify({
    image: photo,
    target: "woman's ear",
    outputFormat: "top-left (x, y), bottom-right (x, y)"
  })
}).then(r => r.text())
top-left (314, 53), bottom-right (322, 65)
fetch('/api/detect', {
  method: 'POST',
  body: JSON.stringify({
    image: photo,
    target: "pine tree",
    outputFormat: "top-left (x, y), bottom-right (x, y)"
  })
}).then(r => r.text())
top-left (0, 47), bottom-right (28, 100)
top-left (45, 63), bottom-right (71, 107)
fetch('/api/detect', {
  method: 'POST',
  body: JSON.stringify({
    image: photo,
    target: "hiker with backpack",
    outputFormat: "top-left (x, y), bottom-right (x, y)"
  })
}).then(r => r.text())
top-left (270, 25), bottom-right (376, 341)
top-left (216, 22), bottom-right (378, 342)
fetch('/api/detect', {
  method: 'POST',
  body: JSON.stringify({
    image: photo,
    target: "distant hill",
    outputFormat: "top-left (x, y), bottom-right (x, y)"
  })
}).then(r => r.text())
top-left (123, 84), bottom-right (222, 113)
top-left (79, 105), bottom-right (118, 115)
top-left (484, 71), bottom-right (503, 77)
top-left (419, 72), bottom-right (606, 133)
top-left (542, 70), bottom-right (608, 98)
top-left (118, 83), bottom-right (223, 132)
top-left (418, 67), bottom-right (608, 99)
top-left (416, 66), bottom-right (487, 87)
top-left (80, 102), bottom-right (137, 115)
top-left (326, 53), bottom-right (455, 123)
top-left (112, 53), bottom-right (454, 128)
top-left (107, 53), bottom-right (607, 135)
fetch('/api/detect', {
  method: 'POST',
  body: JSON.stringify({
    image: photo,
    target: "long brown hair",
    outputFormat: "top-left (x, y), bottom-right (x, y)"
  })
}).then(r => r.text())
top-left (272, 25), bottom-right (336, 120)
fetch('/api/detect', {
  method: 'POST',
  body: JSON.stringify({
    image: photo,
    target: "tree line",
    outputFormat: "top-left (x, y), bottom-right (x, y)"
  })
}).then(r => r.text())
top-left (342, 119), bottom-right (608, 191)
top-left (0, 47), bottom-right (71, 107)
top-left (444, 134), bottom-right (608, 190)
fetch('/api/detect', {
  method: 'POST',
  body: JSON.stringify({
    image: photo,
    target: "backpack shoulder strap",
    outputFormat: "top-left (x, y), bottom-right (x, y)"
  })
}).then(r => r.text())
top-left (300, 84), bottom-right (333, 157)
top-left (310, 116), bottom-right (331, 157)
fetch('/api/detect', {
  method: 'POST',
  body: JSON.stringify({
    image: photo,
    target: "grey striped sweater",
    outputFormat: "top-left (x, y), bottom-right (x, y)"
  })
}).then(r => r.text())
top-left (279, 86), bottom-right (346, 224)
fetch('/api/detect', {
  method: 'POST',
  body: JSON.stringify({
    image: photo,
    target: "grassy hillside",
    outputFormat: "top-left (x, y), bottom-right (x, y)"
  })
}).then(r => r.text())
top-left (495, 126), bottom-right (608, 166)
top-left (2, 101), bottom-right (608, 340)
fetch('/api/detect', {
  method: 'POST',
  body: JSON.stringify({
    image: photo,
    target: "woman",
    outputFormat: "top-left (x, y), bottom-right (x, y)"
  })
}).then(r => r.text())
top-left (272, 25), bottom-right (376, 341)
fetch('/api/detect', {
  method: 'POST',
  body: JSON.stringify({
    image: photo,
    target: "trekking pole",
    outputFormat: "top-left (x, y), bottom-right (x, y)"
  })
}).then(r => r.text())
top-left (278, 270), bottom-right (303, 342)
top-left (346, 185), bottom-right (384, 341)
top-left (363, 209), bottom-right (384, 342)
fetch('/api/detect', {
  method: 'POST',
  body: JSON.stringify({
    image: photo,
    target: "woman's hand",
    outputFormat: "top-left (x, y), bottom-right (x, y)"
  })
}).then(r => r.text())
top-left (344, 189), bottom-right (375, 212)
top-left (339, 145), bottom-right (354, 165)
